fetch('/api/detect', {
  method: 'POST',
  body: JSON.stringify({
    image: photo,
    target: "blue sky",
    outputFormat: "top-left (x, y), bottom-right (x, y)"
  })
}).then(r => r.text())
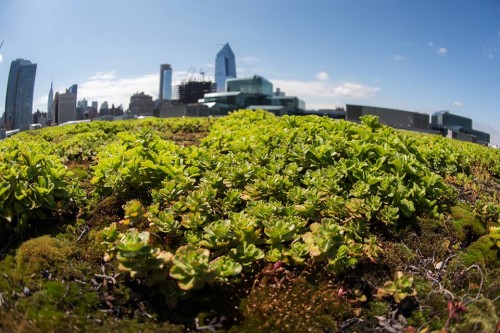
top-left (1, 0), bottom-right (499, 144)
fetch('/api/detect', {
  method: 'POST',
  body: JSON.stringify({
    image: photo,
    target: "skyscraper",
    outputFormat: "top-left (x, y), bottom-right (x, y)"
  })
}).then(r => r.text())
top-left (53, 90), bottom-right (77, 124)
top-left (215, 43), bottom-right (236, 92)
top-left (67, 84), bottom-right (78, 109)
top-left (159, 64), bottom-right (172, 100)
top-left (68, 83), bottom-right (78, 96)
top-left (47, 81), bottom-right (54, 125)
top-left (4, 58), bottom-right (37, 130)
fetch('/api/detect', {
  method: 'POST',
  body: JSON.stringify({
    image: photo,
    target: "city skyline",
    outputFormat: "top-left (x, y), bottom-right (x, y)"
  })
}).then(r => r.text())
top-left (0, 0), bottom-right (499, 144)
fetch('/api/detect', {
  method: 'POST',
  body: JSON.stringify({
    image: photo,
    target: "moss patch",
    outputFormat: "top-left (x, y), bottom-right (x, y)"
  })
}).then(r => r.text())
top-left (450, 205), bottom-right (486, 244)
top-left (236, 276), bottom-right (352, 332)
top-left (462, 235), bottom-right (500, 268)
top-left (16, 235), bottom-right (73, 276)
top-left (379, 242), bottom-right (418, 272)
top-left (453, 297), bottom-right (499, 333)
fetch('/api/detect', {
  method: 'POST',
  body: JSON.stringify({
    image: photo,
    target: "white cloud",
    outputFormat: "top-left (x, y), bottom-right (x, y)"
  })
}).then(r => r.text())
top-left (236, 67), bottom-right (248, 78)
top-left (333, 82), bottom-right (380, 98)
top-left (437, 47), bottom-right (447, 55)
top-left (315, 71), bottom-right (329, 81)
top-left (0, 53), bottom-right (3, 63)
top-left (453, 101), bottom-right (463, 107)
top-left (205, 63), bottom-right (215, 69)
top-left (80, 73), bottom-right (157, 107)
top-left (393, 54), bottom-right (403, 61)
top-left (428, 41), bottom-right (434, 47)
top-left (271, 77), bottom-right (380, 109)
top-left (240, 56), bottom-right (261, 65)
top-left (35, 71), bottom-right (158, 111)
top-left (89, 71), bottom-right (116, 80)
top-left (34, 96), bottom-right (47, 111)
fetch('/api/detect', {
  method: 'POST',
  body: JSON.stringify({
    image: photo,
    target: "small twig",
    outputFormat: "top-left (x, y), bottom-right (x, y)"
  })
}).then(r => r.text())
top-left (340, 317), bottom-right (363, 331)
top-left (56, 285), bottom-right (71, 305)
top-left (73, 279), bottom-right (87, 285)
top-left (0, 292), bottom-right (7, 308)
top-left (463, 264), bottom-right (484, 305)
top-left (141, 308), bottom-right (153, 319)
top-left (375, 315), bottom-right (400, 333)
top-left (76, 226), bottom-right (89, 241)
top-left (94, 274), bottom-right (117, 285)
top-left (194, 317), bottom-right (225, 333)
top-left (443, 254), bottom-right (457, 267)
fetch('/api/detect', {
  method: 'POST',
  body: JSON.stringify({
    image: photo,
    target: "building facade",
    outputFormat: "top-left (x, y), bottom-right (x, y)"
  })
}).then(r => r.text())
top-left (227, 76), bottom-right (273, 96)
top-left (215, 43), bottom-right (236, 92)
top-left (99, 101), bottom-right (110, 116)
top-left (198, 75), bottom-right (305, 116)
top-left (4, 58), bottom-right (37, 130)
top-left (159, 64), bottom-right (172, 100)
top-left (129, 92), bottom-right (154, 116)
top-left (431, 110), bottom-right (472, 131)
top-left (431, 110), bottom-right (490, 144)
top-left (271, 96), bottom-right (306, 111)
top-left (346, 104), bottom-right (430, 131)
top-left (54, 91), bottom-right (77, 124)
top-left (175, 80), bottom-right (216, 104)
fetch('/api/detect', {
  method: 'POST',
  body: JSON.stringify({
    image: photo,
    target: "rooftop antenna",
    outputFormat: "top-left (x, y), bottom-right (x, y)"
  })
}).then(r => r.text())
top-left (200, 69), bottom-right (205, 81)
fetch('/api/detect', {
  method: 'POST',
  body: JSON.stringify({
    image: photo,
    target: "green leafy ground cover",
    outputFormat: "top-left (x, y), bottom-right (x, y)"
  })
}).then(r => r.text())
top-left (0, 110), bottom-right (499, 332)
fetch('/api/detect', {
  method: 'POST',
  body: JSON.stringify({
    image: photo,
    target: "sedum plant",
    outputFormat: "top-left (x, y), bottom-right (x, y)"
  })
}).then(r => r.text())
top-left (93, 110), bottom-right (489, 299)
top-left (102, 224), bottom-right (172, 282)
top-left (376, 271), bottom-right (417, 304)
top-left (489, 226), bottom-right (500, 249)
top-left (0, 139), bottom-right (81, 238)
top-left (169, 245), bottom-right (213, 290)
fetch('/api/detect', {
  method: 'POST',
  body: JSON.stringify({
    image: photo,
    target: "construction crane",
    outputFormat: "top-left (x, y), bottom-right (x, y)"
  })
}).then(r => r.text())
top-left (183, 66), bottom-right (193, 82)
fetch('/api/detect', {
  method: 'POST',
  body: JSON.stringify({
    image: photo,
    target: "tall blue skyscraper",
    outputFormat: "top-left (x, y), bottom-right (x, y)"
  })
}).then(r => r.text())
top-left (4, 59), bottom-right (37, 130)
top-left (215, 43), bottom-right (236, 92)
top-left (159, 64), bottom-right (172, 100)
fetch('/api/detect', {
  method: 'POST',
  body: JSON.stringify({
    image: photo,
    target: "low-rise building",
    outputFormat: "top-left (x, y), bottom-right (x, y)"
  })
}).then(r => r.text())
top-left (431, 110), bottom-right (490, 144)
top-left (198, 75), bottom-right (305, 115)
top-left (346, 104), bottom-right (430, 131)
top-left (129, 92), bottom-right (154, 116)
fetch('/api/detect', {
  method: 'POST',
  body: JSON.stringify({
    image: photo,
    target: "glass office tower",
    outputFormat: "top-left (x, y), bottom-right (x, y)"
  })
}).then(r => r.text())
top-left (226, 76), bottom-right (273, 96)
top-left (4, 58), bottom-right (37, 130)
top-left (215, 43), bottom-right (236, 92)
top-left (159, 64), bottom-right (172, 100)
